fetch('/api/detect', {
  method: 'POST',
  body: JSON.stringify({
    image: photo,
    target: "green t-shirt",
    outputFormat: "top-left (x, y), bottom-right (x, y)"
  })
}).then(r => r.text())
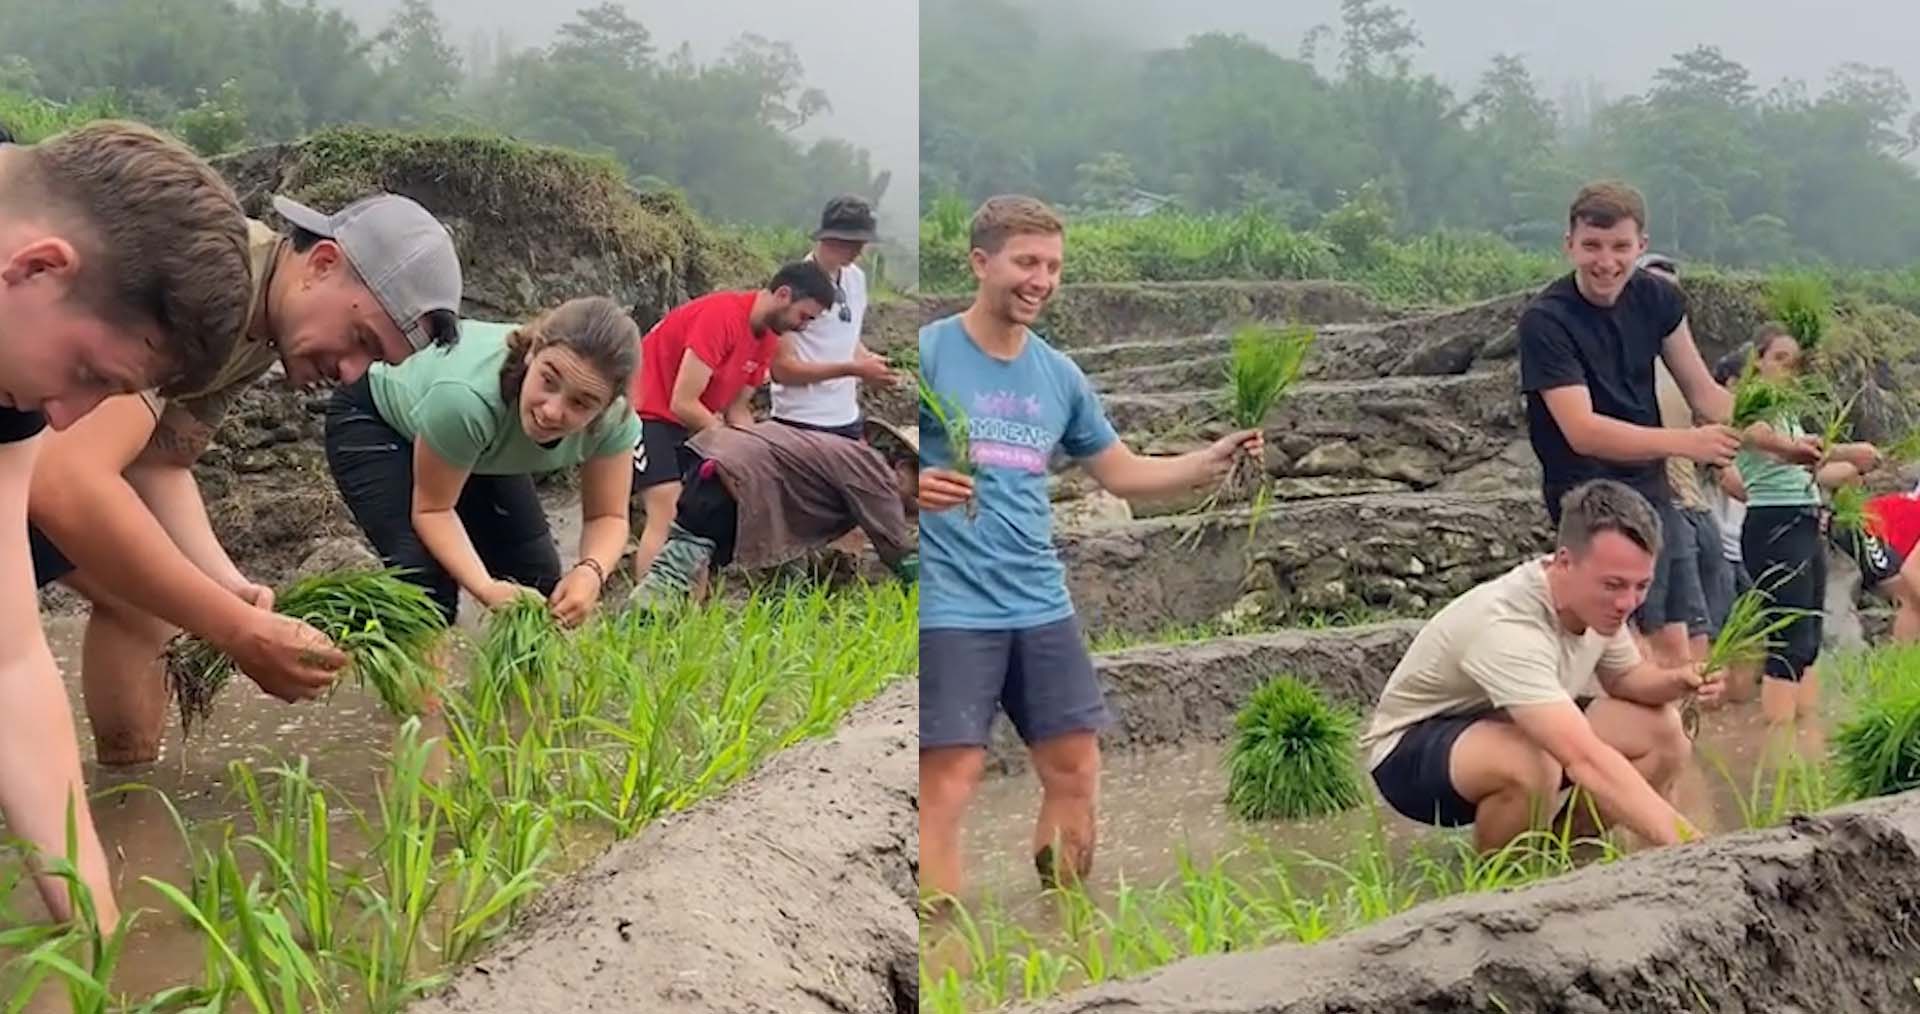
top-left (1734, 415), bottom-right (1819, 508)
top-left (367, 320), bottom-right (642, 476)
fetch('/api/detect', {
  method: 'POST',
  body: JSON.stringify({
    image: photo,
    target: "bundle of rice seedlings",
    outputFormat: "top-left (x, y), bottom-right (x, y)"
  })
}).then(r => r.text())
top-left (1218, 322), bottom-right (1313, 501)
top-left (916, 370), bottom-right (976, 522)
top-left (476, 594), bottom-right (565, 703)
top-left (1832, 674), bottom-right (1920, 801)
top-left (275, 568), bottom-right (447, 717)
top-left (166, 568), bottom-right (448, 734)
top-left (1225, 675), bottom-right (1364, 821)
top-left (1728, 359), bottom-right (1814, 429)
top-left (1815, 384), bottom-right (1861, 451)
top-left (1764, 272), bottom-right (1835, 350)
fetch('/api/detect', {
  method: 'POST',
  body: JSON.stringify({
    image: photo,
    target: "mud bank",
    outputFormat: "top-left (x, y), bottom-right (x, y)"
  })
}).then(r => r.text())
top-left (1057, 491), bottom-right (1552, 637)
top-left (985, 623), bottom-right (1420, 775)
top-left (1017, 791), bottom-right (1920, 1014)
top-left (411, 680), bottom-right (917, 1014)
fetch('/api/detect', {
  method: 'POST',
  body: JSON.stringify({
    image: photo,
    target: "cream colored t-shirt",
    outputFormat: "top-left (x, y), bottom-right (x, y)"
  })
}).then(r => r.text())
top-left (1654, 359), bottom-right (1707, 511)
top-left (1361, 557), bottom-right (1642, 769)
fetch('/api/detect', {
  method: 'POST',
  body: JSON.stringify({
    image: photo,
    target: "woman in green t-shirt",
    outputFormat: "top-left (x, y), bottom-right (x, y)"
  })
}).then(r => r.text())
top-left (1731, 323), bottom-right (1870, 730)
top-left (324, 295), bottom-right (642, 626)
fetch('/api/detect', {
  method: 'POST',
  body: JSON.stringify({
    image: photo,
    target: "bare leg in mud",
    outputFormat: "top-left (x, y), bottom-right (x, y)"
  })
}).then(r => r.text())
top-left (919, 745), bottom-right (988, 910)
top-left (65, 570), bottom-right (176, 766)
top-left (1029, 731), bottom-right (1100, 889)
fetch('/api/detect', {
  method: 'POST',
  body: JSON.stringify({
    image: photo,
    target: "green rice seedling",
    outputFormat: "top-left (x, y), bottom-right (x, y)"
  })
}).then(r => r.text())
top-left (916, 370), bottom-right (977, 521)
top-left (1815, 383), bottom-right (1861, 451)
top-left (1765, 271), bottom-right (1835, 350)
top-left (0, 795), bottom-right (138, 1014)
top-left (1225, 675), bottom-right (1365, 820)
top-left (1684, 574), bottom-right (1814, 736)
top-left (1830, 482), bottom-right (1871, 538)
top-left (1832, 673), bottom-right (1920, 801)
top-left (473, 594), bottom-right (567, 716)
top-left (1883, 426), bottom-right (1920, 464)
top-left (1728, 359), bottom-right (1815, 429)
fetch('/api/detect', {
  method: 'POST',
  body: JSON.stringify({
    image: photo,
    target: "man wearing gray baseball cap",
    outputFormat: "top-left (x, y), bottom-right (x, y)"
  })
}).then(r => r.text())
top-left (24, 190), bottom-right (464, 766)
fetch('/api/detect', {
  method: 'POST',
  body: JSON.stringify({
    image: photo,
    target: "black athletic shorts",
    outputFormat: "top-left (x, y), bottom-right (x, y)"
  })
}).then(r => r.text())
top-left (1371, 696), bottom-right (1594, 827)
top-left (1831, 523), bottom-right (1904, 589)
top-left (771, 416), bottom-right (865, 442)
top-left (632, 418), bottom-right (693, 491)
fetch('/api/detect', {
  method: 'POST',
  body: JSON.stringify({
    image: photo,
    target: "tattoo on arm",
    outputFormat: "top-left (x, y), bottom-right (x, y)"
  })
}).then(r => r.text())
top-left (138, 409), bottom-right (216, 468)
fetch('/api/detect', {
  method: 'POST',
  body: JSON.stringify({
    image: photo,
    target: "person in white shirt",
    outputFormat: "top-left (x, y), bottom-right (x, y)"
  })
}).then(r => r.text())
top-left (768, 195), bottom-right (902, 439)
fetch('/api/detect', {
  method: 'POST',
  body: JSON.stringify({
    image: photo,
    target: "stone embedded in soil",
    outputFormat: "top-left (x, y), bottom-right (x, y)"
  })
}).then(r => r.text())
top-left (985, 623), bottom-right (1422, 776)
top-left (412, 680), bottom-right (917, 1014)
top-left (1011, 793), bottom-right (1920, 1014)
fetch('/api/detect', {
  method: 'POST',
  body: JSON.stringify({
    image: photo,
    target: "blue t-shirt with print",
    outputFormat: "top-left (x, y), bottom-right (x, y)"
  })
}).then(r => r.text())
top-left (919, 314), bottom-right (1119, 630)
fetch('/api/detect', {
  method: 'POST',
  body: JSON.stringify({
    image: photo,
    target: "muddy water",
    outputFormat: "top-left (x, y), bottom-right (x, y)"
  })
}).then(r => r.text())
top-left (954, 702), bottom-right (1795, 934)
top-left (0, 615), bottom-right (440, 1010)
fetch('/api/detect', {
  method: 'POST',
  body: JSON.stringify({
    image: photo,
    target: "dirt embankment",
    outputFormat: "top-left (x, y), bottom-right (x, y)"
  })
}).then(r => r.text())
top-left (411, 680), bottom-right (918, 1014)
top-left (1015, 792), bottom-right (1920, 1014)
top-left (985, 622), bottom-right (1421, 776)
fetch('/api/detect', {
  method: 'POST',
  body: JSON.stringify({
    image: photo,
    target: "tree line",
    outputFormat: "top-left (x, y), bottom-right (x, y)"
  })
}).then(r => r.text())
top-left (0, 0), bottom-right (886, 232)
top-left (921, 0), bottom-right (1920, 271)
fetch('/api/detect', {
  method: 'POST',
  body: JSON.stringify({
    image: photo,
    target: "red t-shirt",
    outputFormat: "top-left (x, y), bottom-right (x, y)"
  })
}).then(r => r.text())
top-left (634, 290), bottom-right (776, 424)
top-left (1868, 492), bottom-right (1920, 558)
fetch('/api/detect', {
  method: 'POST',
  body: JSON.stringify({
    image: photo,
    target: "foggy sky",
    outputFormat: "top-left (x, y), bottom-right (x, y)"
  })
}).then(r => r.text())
top-left (333, 0), bottom-right (916, 239)
top-left (1004, 0), bottom-right (1919, 114)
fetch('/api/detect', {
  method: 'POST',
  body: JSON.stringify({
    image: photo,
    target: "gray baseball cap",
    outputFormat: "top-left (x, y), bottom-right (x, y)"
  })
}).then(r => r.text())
top-left (271, 192), bottom-right (462, 350)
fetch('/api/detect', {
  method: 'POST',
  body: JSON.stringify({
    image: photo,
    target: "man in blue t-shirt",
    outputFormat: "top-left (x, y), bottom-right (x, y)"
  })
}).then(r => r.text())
top-left (918, 195), bottom-right (1262, 906)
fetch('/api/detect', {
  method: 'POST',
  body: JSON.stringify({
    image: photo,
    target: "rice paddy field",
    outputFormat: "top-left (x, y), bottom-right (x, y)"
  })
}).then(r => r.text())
top-left (0, 574), bottom-right (916, 1012)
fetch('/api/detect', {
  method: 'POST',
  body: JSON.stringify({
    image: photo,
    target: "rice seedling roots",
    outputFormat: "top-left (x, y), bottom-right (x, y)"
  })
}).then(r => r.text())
top-left (411, 682), bottom-right (920, 1014)
top-left (1011, 801), bottom-right (1920, 1014)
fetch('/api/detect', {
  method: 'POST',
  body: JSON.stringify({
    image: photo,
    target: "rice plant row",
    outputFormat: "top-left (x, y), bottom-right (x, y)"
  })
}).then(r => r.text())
top-left (2, 579), bottom-right (917, 1011)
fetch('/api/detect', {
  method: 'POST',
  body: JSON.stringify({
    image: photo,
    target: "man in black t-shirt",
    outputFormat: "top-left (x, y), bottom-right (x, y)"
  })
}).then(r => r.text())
top-left (1519, 182), bottom-right (1824, 671)
top-left (0, 121), bottom-right (251, 930)
top-left (1518, 181), bottom-right (1756, 528)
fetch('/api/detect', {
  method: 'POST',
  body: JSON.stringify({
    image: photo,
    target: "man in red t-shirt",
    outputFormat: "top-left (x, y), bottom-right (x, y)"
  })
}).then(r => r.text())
top-left (630, 260), bottom-right (838, 579)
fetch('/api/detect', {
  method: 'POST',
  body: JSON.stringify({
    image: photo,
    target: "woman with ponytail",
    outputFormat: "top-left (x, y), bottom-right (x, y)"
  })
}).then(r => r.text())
top-left (324, 295), bottom-right (642, 626)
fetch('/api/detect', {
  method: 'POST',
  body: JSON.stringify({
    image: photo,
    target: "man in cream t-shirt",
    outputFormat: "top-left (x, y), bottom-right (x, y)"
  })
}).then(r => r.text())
top-left (1362, 479), bottom-right (1718, 852)
top-left (769, 195), bottom-right (901, 440)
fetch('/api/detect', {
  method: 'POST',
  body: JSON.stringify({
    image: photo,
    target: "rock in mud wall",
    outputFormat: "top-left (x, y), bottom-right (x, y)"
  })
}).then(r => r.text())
top-left (985, 623), bottom-right (1422, 776)
top-left (412, 680), bottom-right (918, 1014)
top-left (1017, 792), bottom-right (1920, 1014)
top-left (1057, 491), bottom-right (1553, 639)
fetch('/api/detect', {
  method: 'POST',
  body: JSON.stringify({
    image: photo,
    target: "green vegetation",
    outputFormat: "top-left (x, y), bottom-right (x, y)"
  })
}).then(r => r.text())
top-left (919, 196), bottom-right (1562, 303)
top-left (2, 581), bottom-right (916, 1009)
top-left (1832, 649), bottom-right (1920, 801)
top-left (919, 823), bottom-right (1623, 1012)
top-left (925, 0), bottom-right (1920, 275)
top-left (1225, 677), bottom-right (1364, 821)
top-left (0, 89), bottom-right (120, 143)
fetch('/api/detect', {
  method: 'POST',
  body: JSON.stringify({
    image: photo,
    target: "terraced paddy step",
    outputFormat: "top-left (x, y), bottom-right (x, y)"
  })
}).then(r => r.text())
top-left (1057, 489), bottom-right (1552, 639)
top-left (984, 622), bottom-right (1421, 776)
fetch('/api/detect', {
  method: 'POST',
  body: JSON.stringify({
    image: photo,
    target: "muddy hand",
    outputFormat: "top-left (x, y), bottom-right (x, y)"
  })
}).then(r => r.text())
top-left (920, 468), bottom-right (974, 512)
top-left (547, 567), bottom-right (601, 628)
top-left (229, 613), bottom-right (346, 703)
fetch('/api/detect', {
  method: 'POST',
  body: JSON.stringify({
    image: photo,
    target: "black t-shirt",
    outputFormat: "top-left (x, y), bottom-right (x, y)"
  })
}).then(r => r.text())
top-left (1519, 271), bottom-right (1687, 518)
top-left (0, 407), bottom-right (45, 444)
